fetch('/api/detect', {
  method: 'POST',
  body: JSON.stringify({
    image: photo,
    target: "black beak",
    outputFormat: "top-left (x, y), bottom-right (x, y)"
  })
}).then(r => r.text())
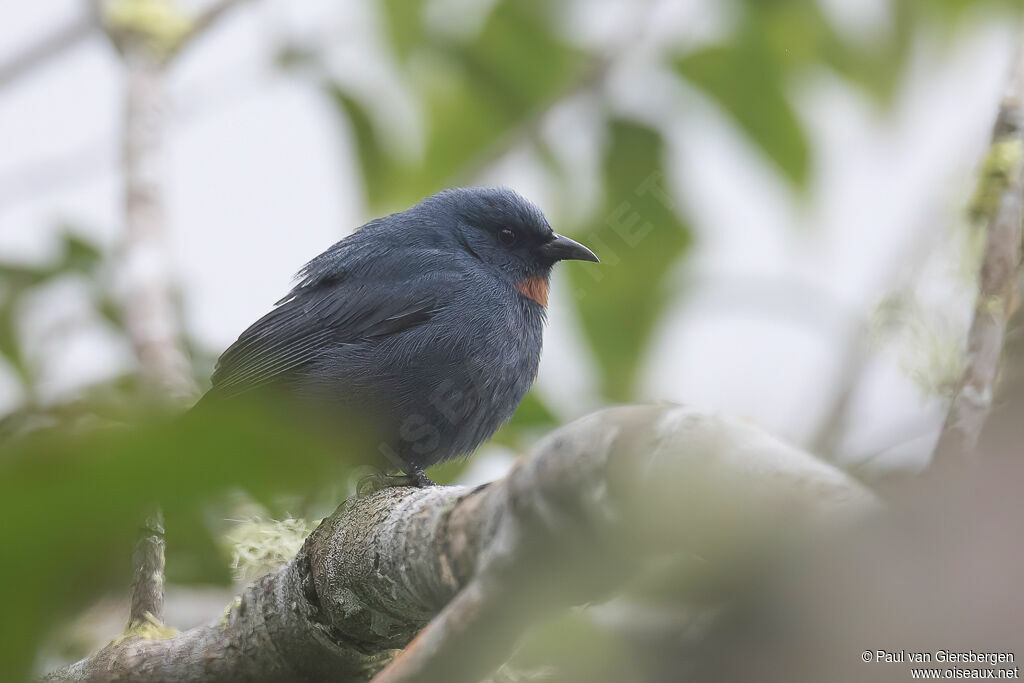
top-left (540, 233), bottom-right (599, 263)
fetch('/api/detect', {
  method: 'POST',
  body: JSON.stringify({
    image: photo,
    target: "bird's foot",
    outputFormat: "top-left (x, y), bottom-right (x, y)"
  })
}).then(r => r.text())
top-left (407, 464), bottom-right (436, 488)
top-left (356, 466), bottom-right (435, 497)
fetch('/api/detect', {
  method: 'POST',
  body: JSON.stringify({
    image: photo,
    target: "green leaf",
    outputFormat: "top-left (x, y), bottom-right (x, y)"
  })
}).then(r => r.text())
top-left (95, 294), bottom-right (125, 328)
top-left (326, 85), bottom-right (405, 211)
top-left (418, 0), bottom-right (581, 184)
top-left (59, 231), bottom-right (104, 274)
top-left (331, 0), bottom-right (583, 212)
top-left (0, 262), bottom-right (52, 290)
top-left (749, 0), bottom-right (907, 104)
top-left (381, 0), bottom-right (427, 61)
top-left (0, 301), bottom-right (28, 386)
top-left (567, 120), bottom-right (691, 402)
top-left (677, 40), bottom-right (810, 185)
top-left (920, 0), bottom-right (1024, 20)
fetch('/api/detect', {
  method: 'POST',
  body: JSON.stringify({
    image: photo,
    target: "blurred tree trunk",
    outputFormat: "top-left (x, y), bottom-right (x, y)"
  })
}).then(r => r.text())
top-left (99, 0), bottom-right (248, 636)
top-left (119, 39), bottom-right (196, 402)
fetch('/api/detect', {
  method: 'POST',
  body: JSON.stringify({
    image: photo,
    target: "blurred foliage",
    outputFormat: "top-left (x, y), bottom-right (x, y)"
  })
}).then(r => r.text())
top-left (508, 610), bottom-right (636, 683)
top-left (0, 228), bottom-right (213, 431)
top-left (331, 0), bottom-right (584, 211)
top-left (568, 120), bottom-right (691, 400)
top-left (678, 37), bottom-right (811, 185)
top-left (0, 229), bottom-right (111, 402)
top-left (0, 399), bottom-right (360, 679)
top-left (4, 0), bottom-right (1023, 677)
top-left (872, 291), bottom-right (966, 399)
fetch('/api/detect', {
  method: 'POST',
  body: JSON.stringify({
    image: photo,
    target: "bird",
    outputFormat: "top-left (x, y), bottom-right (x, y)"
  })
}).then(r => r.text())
top-left (196, 187), bottom-right (598, 486)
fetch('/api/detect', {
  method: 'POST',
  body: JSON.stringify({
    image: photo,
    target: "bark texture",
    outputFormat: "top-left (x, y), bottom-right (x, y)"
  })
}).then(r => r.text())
top-left (128, 511), bottom-right (166, 627)
top-left (933, 44), bottom-right (1024, 463)
top-left (48, 404), bottom-right (877, 683)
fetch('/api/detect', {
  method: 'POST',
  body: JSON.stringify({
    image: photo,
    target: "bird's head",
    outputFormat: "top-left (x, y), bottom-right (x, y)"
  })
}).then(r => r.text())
top-left (417, 187), bottom-right (598, 306)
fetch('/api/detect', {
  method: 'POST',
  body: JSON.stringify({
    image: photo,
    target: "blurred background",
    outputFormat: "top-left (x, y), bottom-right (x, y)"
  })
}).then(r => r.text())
top-left (1, 0), bottom-right (1021, 677)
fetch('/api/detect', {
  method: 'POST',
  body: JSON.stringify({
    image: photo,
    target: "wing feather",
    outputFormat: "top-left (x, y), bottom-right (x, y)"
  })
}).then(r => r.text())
top-left (207, 277), bottom-right (445, 399)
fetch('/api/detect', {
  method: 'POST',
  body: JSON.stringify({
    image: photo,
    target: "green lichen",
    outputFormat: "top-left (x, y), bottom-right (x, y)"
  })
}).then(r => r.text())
top-left (104, 0), bottom-right (194, 55)
top-left (968, 139), bottom-right (1024, 226)
top-left (225, 517), bottom-right (319, 584)
top-left (219, 595), bottom-right (243, 627)
top-left (980, 292), bottom-right (1016, 319)
top-left (870, 294), bottom-right (965, 399)
top-left (115, 611), bottom-right (178, 644)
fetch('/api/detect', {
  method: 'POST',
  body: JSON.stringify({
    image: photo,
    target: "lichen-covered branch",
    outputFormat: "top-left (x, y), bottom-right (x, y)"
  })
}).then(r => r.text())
top-left (933, 43), bottom-right (1024, 463)
top-left (47, 405), bottom-right (876, 683)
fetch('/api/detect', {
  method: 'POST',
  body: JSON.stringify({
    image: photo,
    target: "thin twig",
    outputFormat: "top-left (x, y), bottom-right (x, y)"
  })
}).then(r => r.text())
top-left (932, 44), bottom-right (1024, 464)
top-left (128, 510), bottom-right (166, 626)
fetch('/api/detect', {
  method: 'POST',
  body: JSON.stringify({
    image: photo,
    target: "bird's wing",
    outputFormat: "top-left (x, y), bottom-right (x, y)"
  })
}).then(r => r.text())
top-left (207, 276), bottom-right (447, 399)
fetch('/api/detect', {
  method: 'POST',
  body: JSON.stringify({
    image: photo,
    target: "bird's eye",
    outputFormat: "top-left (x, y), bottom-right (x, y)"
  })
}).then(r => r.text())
top-left (499, 228), bottom-right (518, 247)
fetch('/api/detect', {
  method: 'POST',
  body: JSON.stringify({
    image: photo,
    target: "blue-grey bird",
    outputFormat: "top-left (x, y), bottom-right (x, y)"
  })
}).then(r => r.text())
top-left (198, 187), bottom-right (598, 485)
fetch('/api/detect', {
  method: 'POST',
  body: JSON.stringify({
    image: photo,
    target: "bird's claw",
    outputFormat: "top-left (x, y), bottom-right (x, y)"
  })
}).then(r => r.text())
top-left (356, 467), bottom-right (436, 497)
top-left (410, 466), bottom-right (436, 488)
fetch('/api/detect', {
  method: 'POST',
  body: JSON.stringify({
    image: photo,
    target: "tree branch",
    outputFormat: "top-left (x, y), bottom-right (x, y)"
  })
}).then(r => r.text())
top-left (48, 405), bottom-right (877, 682)
top-left (933, 43), bottom-right (1024, 464)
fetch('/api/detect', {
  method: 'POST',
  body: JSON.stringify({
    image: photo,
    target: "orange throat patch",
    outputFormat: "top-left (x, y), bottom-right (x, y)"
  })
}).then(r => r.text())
top-left (516, 276), bottom-right (549, 308)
